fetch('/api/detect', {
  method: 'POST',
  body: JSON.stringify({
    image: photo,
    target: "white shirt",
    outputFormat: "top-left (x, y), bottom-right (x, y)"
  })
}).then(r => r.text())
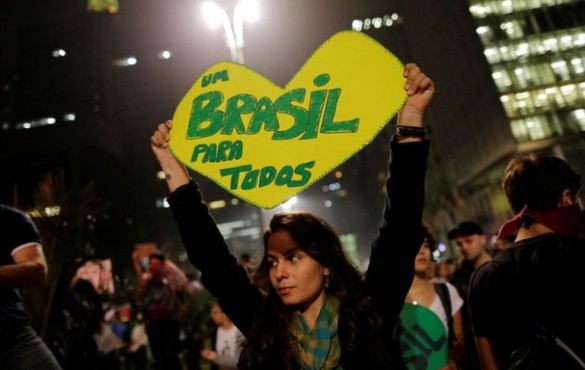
top-left (428, 282), bottom-right (464, 334)
top-left (214, 325), bottom-right (244, 370)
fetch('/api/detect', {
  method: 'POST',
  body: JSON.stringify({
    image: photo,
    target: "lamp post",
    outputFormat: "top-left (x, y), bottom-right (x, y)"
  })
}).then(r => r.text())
top-left (201, 0), bottom-right (259, 63)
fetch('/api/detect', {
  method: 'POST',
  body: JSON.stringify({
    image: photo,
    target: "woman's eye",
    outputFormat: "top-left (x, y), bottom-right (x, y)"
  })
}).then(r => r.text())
top-left (290, 255), bottom-right (300, 262)
top-left (267, 259), bottom-right (277, 267)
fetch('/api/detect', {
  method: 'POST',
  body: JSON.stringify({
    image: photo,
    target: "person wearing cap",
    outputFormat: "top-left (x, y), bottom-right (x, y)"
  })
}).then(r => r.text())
top-left (447, 221), bottom-right (491, 370)
top-left (468, 153), bottom-right (585, 369)
top-left (447, 221), bottom-right (492, 301)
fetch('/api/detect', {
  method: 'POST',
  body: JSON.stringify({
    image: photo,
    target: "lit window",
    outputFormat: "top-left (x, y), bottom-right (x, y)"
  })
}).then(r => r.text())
top-left (158, 50), bottom-right (172, 59)
top-left (328, 182), bottom-right (341, 191)
top-left (484, 48), bottom-right (500, 63)
top-left (113, 57), bottom-right (138, 67)
top-left (209, 200), bottom-right (226, 209)
top-left (573, 109), bottom-right (585, 131)
top-left (501, 0), bottom-right (513, 11)
top-left (551, 60), bottom-right (568, 74)
top-left (363, 18), bottom-right (371, 30)
top-left (63, 112), bottom-right (76, 122)
top-left (15, 117), bottom-right (58, 130)
top-left (560, 35), bottom-right (573, 49)
top-left (476, 26), bottom-right (490, 34)
top-left (52, 49), bottom-right (66, 58)
top-left (527, 118), bottom-right (547, 140)
top-left (511, 119), bottom-right (528, 140)
top-left (155, 198), bottom-right (170, 208)
top-left (571, 58), bottom-right (584, 74)
top-left (543, 38), bottom-right (559, 52)
top-left (469, 5), bottom-right (489, 17)
top-left (561, 84), bottom-right (575, 93)
top-left (352, 14), bottom-right (400, 31)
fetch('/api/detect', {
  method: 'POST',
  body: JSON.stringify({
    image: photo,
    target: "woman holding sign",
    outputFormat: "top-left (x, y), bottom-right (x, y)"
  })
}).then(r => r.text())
top-left (150, 63), bottom-right (434, 370)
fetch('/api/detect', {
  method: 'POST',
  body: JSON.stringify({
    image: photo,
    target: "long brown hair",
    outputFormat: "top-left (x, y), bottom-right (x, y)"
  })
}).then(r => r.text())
top-left (238, 211), bottom-right (380, 369)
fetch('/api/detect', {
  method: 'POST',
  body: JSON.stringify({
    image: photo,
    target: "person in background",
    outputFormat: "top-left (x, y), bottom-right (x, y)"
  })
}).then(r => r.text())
top-left (396, 223), bottom-right (465, 370)
top-left (488, 233), bottom-right (515, 257)
top-left (238, 253), bottom-right (254, 277)
top-left (469, 152), bottom-right (585, 369)
top-left (448, 220), bottom-right (491, 370)
top-left (150, 63), bottom-right (434, 369)
top-left (124, 312), bottom-right (149, 370)
top-left (434, 259), bottom-right (455, 283)
top-left (139, 251), bottom-right (188, 370)
top-left (0, 204), bottom-right (63, 370)
top-left (200, 300), bottom-right (244, 370)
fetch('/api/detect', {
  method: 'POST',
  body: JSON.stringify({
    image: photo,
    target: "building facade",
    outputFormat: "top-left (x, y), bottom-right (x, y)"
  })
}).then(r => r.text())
top-left (461, 0), bottom-right (585, 234)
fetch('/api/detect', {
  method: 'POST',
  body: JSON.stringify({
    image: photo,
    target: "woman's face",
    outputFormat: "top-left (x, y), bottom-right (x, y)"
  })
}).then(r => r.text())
top-left (414, 239), bottom-right (432, 274)
top-left (210, 302), bottom-right (228, 326)
top-left (266, 230), bottom-right (329, 310)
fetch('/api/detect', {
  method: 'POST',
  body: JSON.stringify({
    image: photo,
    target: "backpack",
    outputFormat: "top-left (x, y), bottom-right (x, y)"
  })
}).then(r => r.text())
top-left (506, 326), bottom-right (585, 370)
top-left (433, 282), bottom-right (455, 349)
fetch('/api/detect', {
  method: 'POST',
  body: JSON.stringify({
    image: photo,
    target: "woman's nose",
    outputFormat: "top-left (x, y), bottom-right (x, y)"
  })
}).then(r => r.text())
top-left (275, 262), bottom-right (288, 280)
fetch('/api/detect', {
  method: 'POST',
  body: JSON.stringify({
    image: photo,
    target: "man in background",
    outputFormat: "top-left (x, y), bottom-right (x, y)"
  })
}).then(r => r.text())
top-left (469, 153), bottom-right (585, 369)
top-left (448, 221), bottom-right (492, 370)
top-left (139, 251), bottom-right (188, 370)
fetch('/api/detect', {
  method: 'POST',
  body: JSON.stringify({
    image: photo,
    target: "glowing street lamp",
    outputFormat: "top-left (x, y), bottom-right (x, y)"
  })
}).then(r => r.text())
top-left (202, 0), bottom-right (260, 63)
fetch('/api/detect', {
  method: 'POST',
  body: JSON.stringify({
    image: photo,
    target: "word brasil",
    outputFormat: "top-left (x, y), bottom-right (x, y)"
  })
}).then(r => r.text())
top-left (188, 72), bottom-right (360, 140)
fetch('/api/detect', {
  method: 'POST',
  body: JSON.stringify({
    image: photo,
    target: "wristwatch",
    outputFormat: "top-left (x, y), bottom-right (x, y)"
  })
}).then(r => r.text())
top-left (396, 125), bottom-right (426, 139)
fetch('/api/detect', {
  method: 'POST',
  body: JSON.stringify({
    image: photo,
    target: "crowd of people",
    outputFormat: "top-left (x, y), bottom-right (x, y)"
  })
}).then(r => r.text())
top-left (2, 62), bottom-right (584, 370)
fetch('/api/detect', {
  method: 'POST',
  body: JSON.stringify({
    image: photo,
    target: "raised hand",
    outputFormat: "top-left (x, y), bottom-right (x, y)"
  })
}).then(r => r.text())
top-left (397, 63), bottom-right (436, 128)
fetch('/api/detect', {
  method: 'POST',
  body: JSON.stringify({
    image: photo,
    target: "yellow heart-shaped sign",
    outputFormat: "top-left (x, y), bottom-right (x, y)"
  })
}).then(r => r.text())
top-left (171, 30), bottom-right (406, 209)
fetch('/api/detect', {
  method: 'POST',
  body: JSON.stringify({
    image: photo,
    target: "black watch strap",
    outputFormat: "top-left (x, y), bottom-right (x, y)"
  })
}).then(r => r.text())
top-left (396, 125), bottom-right (425, 138)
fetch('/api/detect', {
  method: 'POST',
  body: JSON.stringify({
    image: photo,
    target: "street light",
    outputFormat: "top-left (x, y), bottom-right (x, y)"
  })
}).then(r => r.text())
top-left (202, 0), bottom-right (260, 63)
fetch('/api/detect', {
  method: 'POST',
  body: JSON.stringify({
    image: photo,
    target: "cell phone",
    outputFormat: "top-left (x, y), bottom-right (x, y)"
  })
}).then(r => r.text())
top-left (140, 257), bottom-right (150, 270)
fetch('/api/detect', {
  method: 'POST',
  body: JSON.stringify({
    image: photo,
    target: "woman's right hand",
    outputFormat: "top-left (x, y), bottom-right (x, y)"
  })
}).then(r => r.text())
top-left (150, 120), bottom-right (191, 192)
top-left (151, 120), bottom-right (174, 164)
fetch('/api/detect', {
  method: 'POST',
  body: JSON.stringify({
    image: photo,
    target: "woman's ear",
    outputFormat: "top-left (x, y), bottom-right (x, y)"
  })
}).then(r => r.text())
top-left (560, 189), bottom-right (576, 206)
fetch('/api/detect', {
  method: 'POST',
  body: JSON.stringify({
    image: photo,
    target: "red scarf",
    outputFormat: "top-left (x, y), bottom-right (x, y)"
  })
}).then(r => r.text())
top-left (497, 204), bottom-right (582, 240)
